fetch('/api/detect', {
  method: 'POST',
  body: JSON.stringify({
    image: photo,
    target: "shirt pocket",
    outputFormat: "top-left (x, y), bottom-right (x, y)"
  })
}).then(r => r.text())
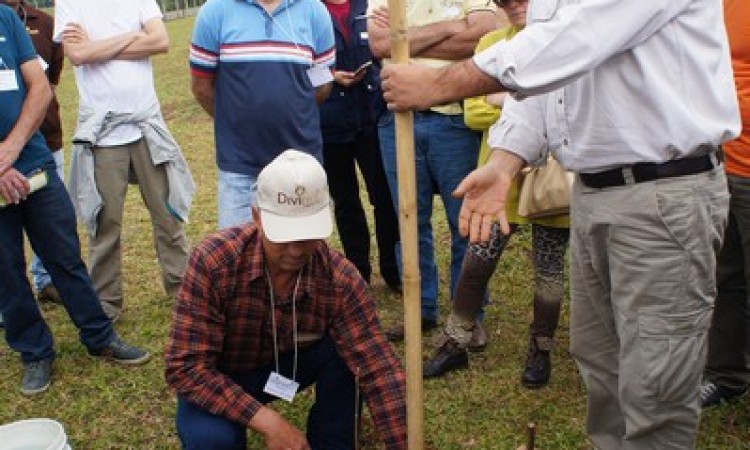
top-left (528, 0), bottom-right (559, 22)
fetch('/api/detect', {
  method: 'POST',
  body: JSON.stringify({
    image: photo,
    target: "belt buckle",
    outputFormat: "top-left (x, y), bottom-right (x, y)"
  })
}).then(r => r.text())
top-left (622, 166), bottom-right (635, 185)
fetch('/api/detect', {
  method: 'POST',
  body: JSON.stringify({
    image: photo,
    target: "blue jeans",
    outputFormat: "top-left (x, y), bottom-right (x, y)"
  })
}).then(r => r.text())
top-left (217, 169), bottom-right (257, 230)
top-left (29, 149), bottom-right (64, 291)
top-left (176, 335), bottom-right (356, 450)
top-left (378, 111), bottom-right (481, 322)
top-left (0, 162), bottom-right (114, 362)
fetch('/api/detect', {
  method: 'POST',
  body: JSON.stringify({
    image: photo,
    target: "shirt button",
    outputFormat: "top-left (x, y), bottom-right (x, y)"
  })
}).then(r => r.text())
top-left (558, 99), bottom-right (563, 104)
top-left (563, 139), bottom-right (569, 146)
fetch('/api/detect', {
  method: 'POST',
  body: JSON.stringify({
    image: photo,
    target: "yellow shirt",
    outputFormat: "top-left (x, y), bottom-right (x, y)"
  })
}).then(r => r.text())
top-left (463, 26), bottom-right (569, 228)
top-left (369, 0), bottom-right (494, 115)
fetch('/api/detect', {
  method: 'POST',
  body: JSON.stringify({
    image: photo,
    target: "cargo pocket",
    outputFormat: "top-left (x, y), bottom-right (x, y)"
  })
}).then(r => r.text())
top-left (637, 308), bottom-right (710, 404)
top-left (656, 188), bottom-right (697, 251)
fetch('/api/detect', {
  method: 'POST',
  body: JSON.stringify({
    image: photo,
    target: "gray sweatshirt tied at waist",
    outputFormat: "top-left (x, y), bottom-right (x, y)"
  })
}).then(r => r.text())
top-left (67, 103), bottom-right (196, 236)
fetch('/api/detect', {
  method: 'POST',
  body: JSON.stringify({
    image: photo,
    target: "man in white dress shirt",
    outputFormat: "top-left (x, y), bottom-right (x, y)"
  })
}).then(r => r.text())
top-left (380, 0), bottom-right (740, 448)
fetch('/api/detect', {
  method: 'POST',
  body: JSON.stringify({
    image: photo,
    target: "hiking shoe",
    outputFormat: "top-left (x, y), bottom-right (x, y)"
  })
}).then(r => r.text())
top-left (521, 336), bottom-right (552, 389)
top-left (386, 318), bottom-right (437, 342)
top-left (21, 357), bottom-right (53, 396)
top-left (468, 321), bottom-right (488, 352)
top-left (423, 335), bottom-right (468, 379)
top-left (89, 336), bottom-right (151, 365)
top-left (37, 283), bottom-right (62, 304)
top-left (700, 380), bottom-right (747, 408)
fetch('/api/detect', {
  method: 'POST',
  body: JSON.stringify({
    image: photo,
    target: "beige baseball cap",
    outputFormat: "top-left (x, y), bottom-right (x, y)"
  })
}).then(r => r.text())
top-left (256, 150), bottom-right (333, 243)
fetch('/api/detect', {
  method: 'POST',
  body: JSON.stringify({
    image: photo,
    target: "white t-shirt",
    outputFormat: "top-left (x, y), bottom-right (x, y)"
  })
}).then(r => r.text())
top-left (54, 0), bottom-right (163, 146)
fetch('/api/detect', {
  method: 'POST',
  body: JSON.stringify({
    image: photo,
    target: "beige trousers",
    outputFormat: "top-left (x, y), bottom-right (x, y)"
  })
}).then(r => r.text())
top-left (569, 166), bottom-right (728, 449)
top-left (89, 138), bottom-right (189, 320)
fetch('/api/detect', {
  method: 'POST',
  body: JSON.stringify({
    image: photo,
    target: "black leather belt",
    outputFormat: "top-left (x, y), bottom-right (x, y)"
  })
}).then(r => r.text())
top-left (579, 150), bottom-right (721, 189)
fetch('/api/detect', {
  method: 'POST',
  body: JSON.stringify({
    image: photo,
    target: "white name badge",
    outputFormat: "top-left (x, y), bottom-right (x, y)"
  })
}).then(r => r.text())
top-left (263, 372), bottom-right (300, 403)
top-left (0, 69), bottom-right (19, 92)
top-left (307, 64), bottom-right (333, 88)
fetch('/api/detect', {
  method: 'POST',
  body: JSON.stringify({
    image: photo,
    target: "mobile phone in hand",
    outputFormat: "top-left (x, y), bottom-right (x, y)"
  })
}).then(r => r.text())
top-left (353, 60), bottom-right (373, 77)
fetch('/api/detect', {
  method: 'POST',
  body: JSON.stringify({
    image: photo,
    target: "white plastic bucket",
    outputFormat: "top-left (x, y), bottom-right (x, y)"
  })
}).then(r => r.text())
top-left (0, 418), bottom-right (71, 450)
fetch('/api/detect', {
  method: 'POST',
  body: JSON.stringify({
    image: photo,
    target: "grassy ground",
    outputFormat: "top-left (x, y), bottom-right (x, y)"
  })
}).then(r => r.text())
top-left (1, 16), bottom-right (749, 449)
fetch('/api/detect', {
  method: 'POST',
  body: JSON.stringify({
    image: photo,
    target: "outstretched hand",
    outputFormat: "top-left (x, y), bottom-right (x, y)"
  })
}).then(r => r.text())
top-left (453, 152), bottom-right (524, 243)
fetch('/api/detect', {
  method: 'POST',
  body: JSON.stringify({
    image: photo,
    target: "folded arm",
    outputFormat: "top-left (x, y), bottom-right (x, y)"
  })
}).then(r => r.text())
top-left (61, 17), bottom-right (168, 66)
top-left (60, 22), bottom-right (139, 66)
top-left (368, 7), bottom-right (499, 61)
top-left (419, 10), bottom-right (500, 60)
top-left (117, 17), bottom-right (170, 60)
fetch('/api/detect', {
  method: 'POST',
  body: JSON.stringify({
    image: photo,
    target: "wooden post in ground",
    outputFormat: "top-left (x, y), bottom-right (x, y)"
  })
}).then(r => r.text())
top-left (385, 0), bottom-right (422, 448)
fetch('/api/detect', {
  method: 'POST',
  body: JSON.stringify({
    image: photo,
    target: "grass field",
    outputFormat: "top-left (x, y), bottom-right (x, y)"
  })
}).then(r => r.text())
top-left (1, 16), bottom-right (749, 449)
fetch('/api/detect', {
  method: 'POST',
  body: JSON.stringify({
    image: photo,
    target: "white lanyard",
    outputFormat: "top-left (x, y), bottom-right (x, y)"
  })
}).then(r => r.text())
top-left (267, 268), bottom-right (303, 381)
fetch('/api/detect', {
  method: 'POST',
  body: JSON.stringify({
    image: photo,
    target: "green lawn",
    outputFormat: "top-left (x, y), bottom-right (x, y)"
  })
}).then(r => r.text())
top-left (1, 16), bottom-right (748, 449)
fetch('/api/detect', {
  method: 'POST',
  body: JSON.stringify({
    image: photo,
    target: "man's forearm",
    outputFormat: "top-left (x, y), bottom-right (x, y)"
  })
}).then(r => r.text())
top-left (368, 17), bottom-right (458, 59)
top-left (435, 59), bottom-right (506, 105)
top-left (2, 64), bottom-right (52, 157)
top-left (117, 19), bottom-right (169, 60)
top-left (191, 77), bottom-right (215, 117)
top-left (315, 82), bottom-right (332, 104)
top-left (406, 20), bottom-right (463, 57)
top-left (64, 31), bottom-right (139, 66)
top-left (419, 12), bottom-right (500, 60)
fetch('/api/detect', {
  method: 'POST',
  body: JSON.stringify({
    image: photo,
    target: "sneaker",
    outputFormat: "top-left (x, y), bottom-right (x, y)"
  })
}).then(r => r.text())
top-left (521, 336), bottom-right (552, 389)
top-left (89, 336), bottom-right (151, 365)
top-left (386, 318), bottom-right (437, 342)
top-left (21, 357), bottom-right (53, 396)
top-left (37, 283), bottom-right (62, 304)
top-left (699, 380), bottom-right (747, 408)
top-left (467, 321), bottom-right (488, 352)
top-left (423, 336), bottom-right (469, 379)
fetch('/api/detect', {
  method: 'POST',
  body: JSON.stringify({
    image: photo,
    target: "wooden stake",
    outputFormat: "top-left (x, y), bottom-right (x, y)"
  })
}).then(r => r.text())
top-left (385, 0), bottom-right (422, 447)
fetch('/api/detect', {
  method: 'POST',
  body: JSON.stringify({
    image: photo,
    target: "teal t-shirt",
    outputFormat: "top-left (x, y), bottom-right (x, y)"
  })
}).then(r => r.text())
top-left (0, 5), bottom-right (52, 175)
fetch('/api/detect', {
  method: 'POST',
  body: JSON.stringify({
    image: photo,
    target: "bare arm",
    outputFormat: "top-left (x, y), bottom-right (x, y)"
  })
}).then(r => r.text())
top-left (368, 8), bottom-right (499, 60)
top-left (315, 82), bottom-right (333, 104)
top-left (0, 58), bottom-right (53, 203)
top-left (60, 23), bottom-right (139, 66)
top-left (381, 58), bottom-right (505, 111)
top-left (250, 406), bottom-right (310, 450)
top-left (0, 58), bottom-right (52, 176)
top-left (419, 11), bottom-right (501, 60)
top-left (191, 75), bottom-right (215, 117)
top-left (367, 6), bottom-right (463, 59)
top-left (117, 17), bottom-right (170, 60)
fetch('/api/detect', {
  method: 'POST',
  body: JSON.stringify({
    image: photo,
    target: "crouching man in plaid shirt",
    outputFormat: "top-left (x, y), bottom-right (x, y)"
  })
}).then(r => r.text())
top-left (165, 150), bottom-right (407, 450)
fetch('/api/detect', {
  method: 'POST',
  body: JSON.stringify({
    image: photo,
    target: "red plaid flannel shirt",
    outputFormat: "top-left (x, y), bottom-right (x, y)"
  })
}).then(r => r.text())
top-left (165, 225), bottom-right (407, 448)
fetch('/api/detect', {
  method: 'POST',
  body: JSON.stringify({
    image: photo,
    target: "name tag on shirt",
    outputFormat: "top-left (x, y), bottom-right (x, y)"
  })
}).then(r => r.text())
top-left (0, 69), bottom-right (19, 92)
top-left (263, 372), bottom-right (299, 402)
top-left (307, 64), bottom-right (333, 88)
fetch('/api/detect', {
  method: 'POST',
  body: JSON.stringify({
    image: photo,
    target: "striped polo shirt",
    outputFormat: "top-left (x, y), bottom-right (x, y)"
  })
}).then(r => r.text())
top-left (191, 0), bottom-right (335, 176)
